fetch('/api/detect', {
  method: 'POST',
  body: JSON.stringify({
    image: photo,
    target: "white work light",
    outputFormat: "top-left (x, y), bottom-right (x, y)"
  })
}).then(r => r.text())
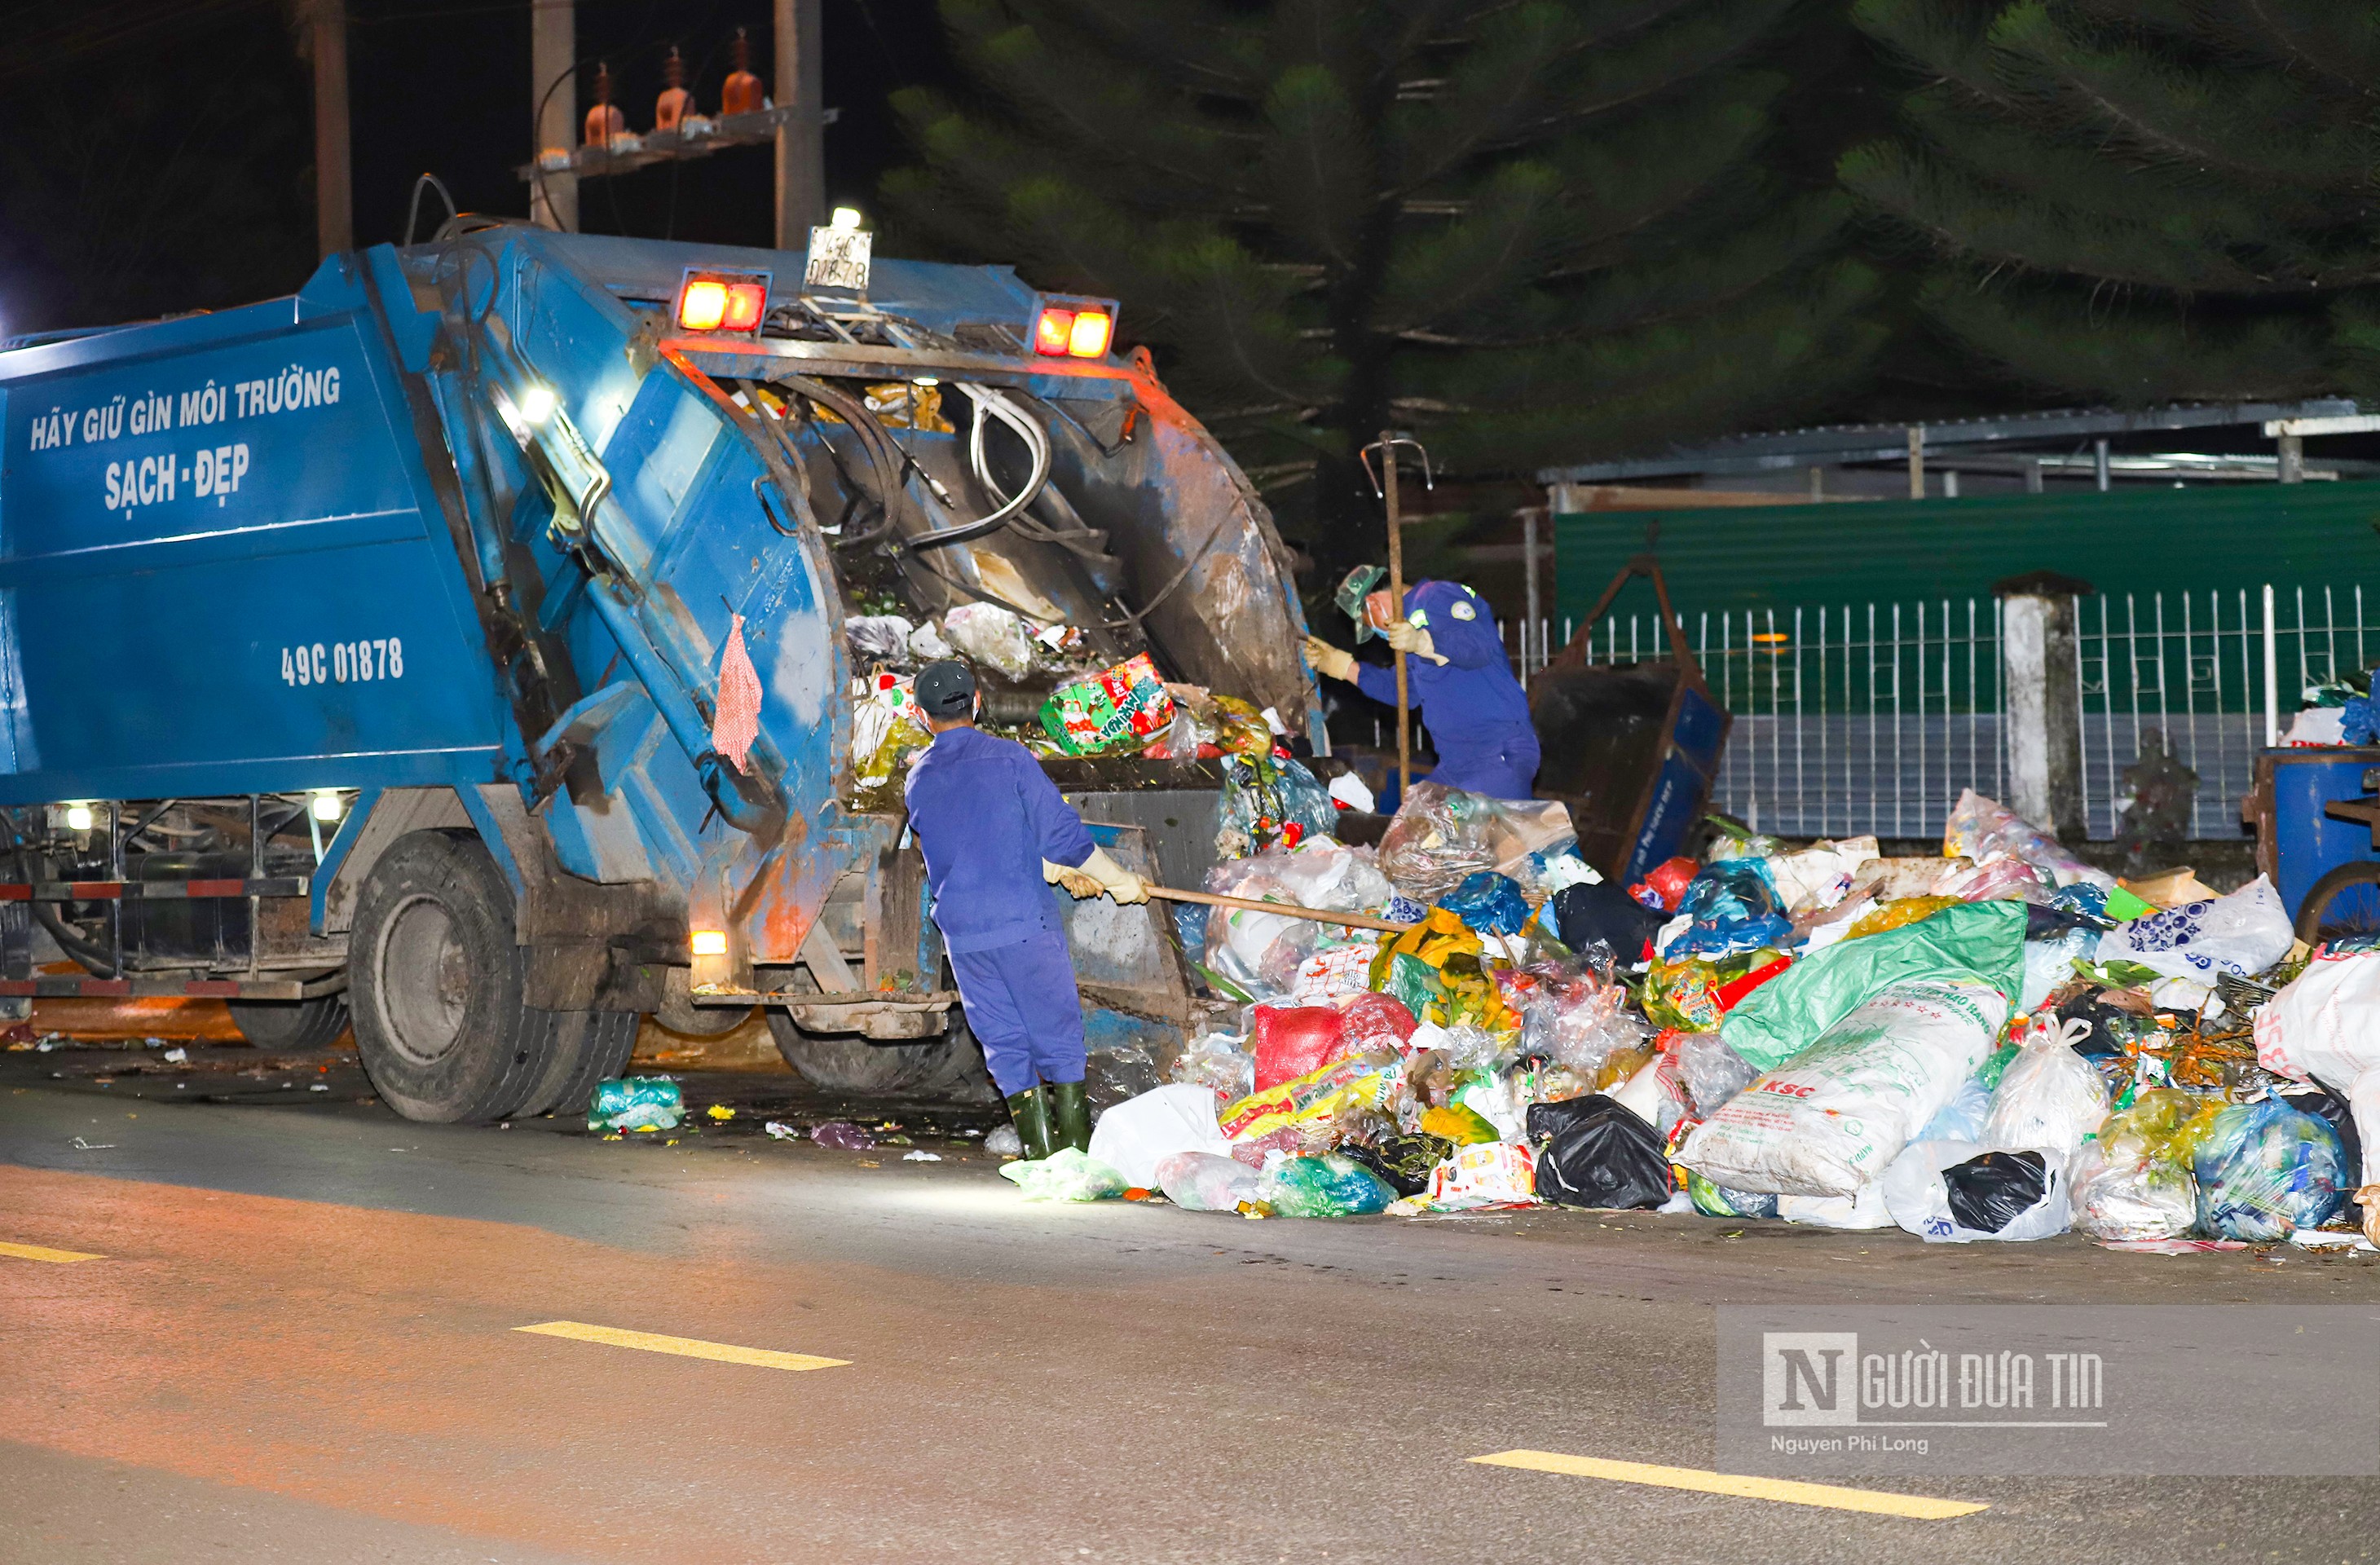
top-left (311, 791), bottom-right (343, 823)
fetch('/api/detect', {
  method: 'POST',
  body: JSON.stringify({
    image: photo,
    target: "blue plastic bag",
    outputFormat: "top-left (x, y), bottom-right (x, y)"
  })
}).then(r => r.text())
top-left (1436, 871), bottom-right (1532, 937)
top-left (2192, 1099), bottom-right (2347, 1241)
top-left (1664, 859), bottom-right (1792, 960)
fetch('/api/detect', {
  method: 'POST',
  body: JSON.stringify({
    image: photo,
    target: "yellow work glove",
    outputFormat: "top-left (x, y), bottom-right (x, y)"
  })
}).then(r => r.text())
top-left (1072, 845), bottom-right (1151, 904)
top-left (1302, 634), bottom-right (1358, 682)
top-left (1383, 619), bottom-right (1448, 664)
top-left (1042, 857), bottom-right (1103, 897)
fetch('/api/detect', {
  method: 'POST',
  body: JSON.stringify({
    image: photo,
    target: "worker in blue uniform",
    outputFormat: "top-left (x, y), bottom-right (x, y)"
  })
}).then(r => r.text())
top-left (904, 659), bottom-right (1148, 1158)
top-left (1302, 579), bottom-right (1540, 800)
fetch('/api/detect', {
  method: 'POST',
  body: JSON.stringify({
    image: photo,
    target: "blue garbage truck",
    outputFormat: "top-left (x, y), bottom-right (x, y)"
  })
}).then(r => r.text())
top-left (0, 224), bottom-right (1316, 1120)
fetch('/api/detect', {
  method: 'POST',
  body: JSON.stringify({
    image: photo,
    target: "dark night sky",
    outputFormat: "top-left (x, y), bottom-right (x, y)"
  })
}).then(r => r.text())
top-left (0, 0), bottom-right (953, 333)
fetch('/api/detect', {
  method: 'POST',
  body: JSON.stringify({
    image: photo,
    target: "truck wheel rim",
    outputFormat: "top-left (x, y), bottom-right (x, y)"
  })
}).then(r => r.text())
top-left (378, 893), bottom-right (469, 1066)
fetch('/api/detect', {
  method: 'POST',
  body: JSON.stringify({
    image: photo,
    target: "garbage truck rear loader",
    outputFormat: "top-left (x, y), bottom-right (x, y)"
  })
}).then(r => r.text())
top-left (0, 226), bottom-right (1315, 1120)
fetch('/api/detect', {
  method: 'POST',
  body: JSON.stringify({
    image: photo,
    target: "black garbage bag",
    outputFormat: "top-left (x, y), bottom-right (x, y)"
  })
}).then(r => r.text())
top-left (1527, 1094), bottom-right (1671, 1210)
top-left (1342, 1131), bottom-right (1455, 1197)
top-left (1552, 882), bottom-right (1666, 963)
top-left (1943, 1149), bottom-right (2049, 1234)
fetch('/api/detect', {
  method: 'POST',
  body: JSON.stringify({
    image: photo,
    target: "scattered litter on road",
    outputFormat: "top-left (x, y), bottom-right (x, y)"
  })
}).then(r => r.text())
top-left (902, 1150), bottom-right (942, 1162)
top-left (162, 1048), bottom-right (187, 1064)
top-left (810, 1121), bottom-right (875, 1152)
top-left (984, 1125), bottom-right (1022, 1157)
top-left (706, 1104), bottom-right (735, 1122)
top-left (68, 1136), bottom-right (114, 1150)
top-left (764, 1121), bottom-right (799, 1141)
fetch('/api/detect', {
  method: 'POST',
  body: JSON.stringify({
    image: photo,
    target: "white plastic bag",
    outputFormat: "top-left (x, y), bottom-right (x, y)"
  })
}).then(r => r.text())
top-left (1915, 1073), bottom-right (1993, 1143)
top-left (2096, 874), bottom-right (2294, 985)
top-left (1980, 1016), bottom-right (2110, 1157)
top-left (1681, 978), bottom-right (2008, 1197)
top-left (1086, 1083), bottom-right (1234, 1188)
top-left (1763, 836), bottom-right (1879, 914)
top-left (1881, 1139), bottom-right (2069, 1243)
top-left (1778, 1182), bottom-right (1893, 1228)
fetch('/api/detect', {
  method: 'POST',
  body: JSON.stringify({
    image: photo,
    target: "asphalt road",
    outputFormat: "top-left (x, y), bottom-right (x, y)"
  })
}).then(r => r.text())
top-left (4, 1042), bottom-right (2380, 1564)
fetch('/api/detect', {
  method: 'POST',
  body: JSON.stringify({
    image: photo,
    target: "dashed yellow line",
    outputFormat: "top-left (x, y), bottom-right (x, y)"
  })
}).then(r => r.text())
top-left (0, 1240), bottom-right (104, 1264)
top-left (514, 1320), bottom-right (848, 1372)
top-left (1469, 1451), bottom-right (1987, 1519)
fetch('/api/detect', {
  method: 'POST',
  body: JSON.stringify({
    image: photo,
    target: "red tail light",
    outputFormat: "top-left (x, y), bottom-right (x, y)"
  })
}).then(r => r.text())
top-left (721, 281), bottom-right (766, 332)
top-left (1033, 298), bottom-right (1120, 359)
top-left (676, 268), bottom-right (773, 334)
top-left (1034, 306), bottom-right (1076, 355)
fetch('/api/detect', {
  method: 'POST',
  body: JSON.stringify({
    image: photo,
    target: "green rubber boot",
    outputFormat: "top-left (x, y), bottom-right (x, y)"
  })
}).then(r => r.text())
top-left (1048, 1079), bottom-right (1091, 1155)
top-left (1005, 1087), bottom-right (1055, 1161)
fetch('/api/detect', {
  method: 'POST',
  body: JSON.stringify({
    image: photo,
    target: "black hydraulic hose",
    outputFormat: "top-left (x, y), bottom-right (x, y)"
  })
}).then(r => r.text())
top-left (7, 841), bottom-right (118, 979)
top-left (784, 376), bottom-right (916, 549)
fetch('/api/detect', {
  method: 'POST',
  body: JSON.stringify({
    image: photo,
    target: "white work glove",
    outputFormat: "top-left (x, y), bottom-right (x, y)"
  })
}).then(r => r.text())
top-left (1042, 857), bottom-right (1100, 897)
top-left (1383, 619), bottom-right (1448, 665)
top-left (1302, 634), bottom-right (1357, 683)
top-left (1062, 845), bottom-right (1151, 904)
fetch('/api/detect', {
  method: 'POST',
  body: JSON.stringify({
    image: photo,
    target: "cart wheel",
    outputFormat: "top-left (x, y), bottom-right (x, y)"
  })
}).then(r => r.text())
top-left (227, 994), bottom-right (350, 1049)
top-left (2294, 860), bottom-right (2380, 944)
top-left (765, 1007), bottom-right (992, 1098)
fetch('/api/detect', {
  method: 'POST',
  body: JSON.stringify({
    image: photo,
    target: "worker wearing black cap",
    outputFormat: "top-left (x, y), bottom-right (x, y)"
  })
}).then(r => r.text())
top-left (905, 659), bottom-right (1149, 1158)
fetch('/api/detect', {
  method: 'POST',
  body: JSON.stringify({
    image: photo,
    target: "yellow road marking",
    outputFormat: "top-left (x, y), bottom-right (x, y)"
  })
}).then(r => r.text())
top-left (1469, 1451), bottom-right (1987, 1519)
top-left (514, 1320), bottom-right (848, 1372)
top-left (0, 1240), bottom-right (104, 1264)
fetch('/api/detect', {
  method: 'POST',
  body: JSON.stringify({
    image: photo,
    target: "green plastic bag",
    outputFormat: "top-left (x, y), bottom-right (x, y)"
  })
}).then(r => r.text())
top-left (1258, 1152), bottom-right (1396, 1217)
top-left (998, 1147), bottom-right (1129, 1201)
top-left (588, 1076), bottom-right (682, 1132)
top-left (1383, 950), bottom-right (1446, 1021)
top-left (1720, 901), bottom-right (2027, 1071)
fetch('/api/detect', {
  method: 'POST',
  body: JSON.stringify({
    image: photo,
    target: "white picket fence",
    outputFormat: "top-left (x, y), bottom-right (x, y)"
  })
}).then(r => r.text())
top-left (1493, 583), bottom-right (2376, 841)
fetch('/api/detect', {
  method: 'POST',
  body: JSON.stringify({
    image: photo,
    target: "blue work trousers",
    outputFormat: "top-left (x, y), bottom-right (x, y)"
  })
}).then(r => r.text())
top-left (948, 926), bottom-right (1086, 1097)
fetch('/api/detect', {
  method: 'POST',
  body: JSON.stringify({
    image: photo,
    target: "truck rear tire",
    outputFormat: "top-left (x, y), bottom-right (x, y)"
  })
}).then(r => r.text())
top-left (227, 995), bottom-right (351, 1050)
top-left (513, 1009), bottom-right (640, 1121)
top-left (350, 831), bottom-right (562, 1124)
top-left (765, 1008), bottom-right (994, 1098)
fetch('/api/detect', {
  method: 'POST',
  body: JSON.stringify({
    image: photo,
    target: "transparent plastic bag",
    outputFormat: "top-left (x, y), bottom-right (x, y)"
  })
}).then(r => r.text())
top-left (2192, 1098), bottom-right (2348, 1241)
top-left (1942, 789), bottom-right (2116, 889)
top-left (1679, 1029), bottom-right (1759, 1117)
top-left (2069, 1097), bottom-right (2202, 1244)
top-left (1377, 782), bottom-right (1501, 902)
top-left (942, 602), bottom-right (1034, 679)
top-left (1170, 1032), bottom-right (1255, 1104)
top-left (1216, 755), bottom-right (1339, 857)
top-left (1501, 959), bottom-right (1651, 1076)
top-left (1155, 1150), bottom-right (1261, 1211)
top-left (998, 1147), bottom-right (1129, 1201)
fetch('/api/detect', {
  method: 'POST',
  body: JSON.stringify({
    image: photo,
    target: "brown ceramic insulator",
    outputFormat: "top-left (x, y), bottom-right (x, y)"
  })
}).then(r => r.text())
top-left (721, 28), bottom-right (764, 117)
top-left (655, 45), bottom-right (692, 131)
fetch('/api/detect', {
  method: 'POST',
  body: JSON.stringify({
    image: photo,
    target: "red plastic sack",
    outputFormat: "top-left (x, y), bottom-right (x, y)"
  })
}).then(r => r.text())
top-left (1339, 991), bottom-right (1419, 1055)
top-left (1254, 1004), bottom-right (1352, 1091)
top-left (1629, 856), bottom-right (1698, 913)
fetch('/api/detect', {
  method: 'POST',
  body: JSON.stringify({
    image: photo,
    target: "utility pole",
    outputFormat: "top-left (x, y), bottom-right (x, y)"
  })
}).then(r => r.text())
top-left (311, 0), bottom-right (352, 259)
top-left (530, 0), bottom-right (577, 231)
top-left (774, 0), bottom-right (826, 248)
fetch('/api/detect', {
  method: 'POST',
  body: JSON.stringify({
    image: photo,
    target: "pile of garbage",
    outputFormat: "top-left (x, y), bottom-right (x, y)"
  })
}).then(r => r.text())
top-left (1003, 785), bottom-right (2380, 1250)
top-left (844, 602), bottom-right (1309, 812)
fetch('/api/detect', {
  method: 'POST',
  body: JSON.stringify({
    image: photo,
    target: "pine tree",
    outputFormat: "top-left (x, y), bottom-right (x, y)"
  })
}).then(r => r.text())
top-left (886, 0), bottom-right (1881, 575)
top-left (1842, 1), bottom-right (2380, 403)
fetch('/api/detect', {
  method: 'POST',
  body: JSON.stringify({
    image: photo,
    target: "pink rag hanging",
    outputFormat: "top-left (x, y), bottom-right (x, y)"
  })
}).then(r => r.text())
top-left (712, 613), bottom-right (762, 773)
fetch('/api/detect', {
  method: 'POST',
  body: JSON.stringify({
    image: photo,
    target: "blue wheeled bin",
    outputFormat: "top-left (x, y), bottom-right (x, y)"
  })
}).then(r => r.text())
top-left (2250, 747), bottom-right (2380, 939)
